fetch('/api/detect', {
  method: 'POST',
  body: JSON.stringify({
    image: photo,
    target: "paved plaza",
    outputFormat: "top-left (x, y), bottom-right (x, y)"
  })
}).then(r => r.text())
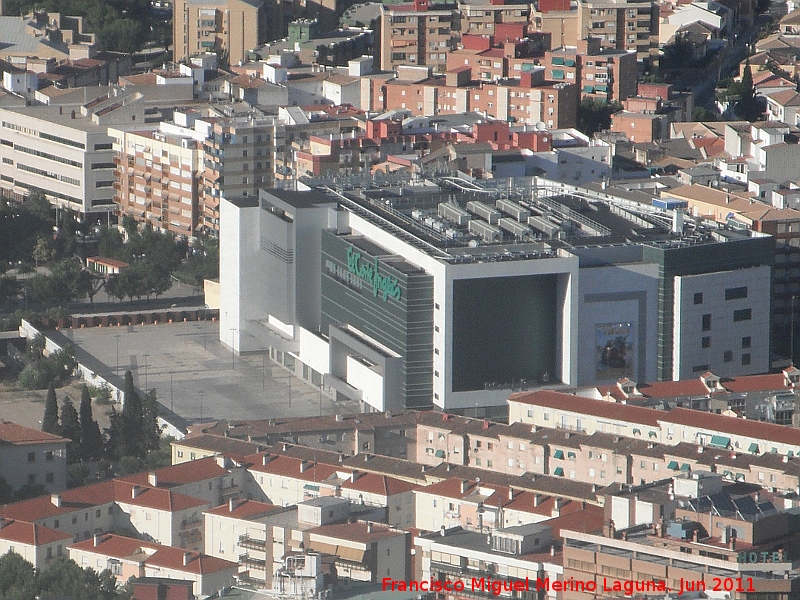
top-left (65, 321), bottom-right (360, 424)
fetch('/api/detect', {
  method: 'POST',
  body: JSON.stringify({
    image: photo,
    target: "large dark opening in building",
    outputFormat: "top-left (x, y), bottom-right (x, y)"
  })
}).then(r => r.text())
top-left (452, 274), bottom-right (558, 392)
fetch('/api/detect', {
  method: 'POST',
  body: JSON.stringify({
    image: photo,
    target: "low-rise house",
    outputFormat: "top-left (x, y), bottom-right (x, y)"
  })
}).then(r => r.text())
top-left (0, 517), bottom-right (73, 569)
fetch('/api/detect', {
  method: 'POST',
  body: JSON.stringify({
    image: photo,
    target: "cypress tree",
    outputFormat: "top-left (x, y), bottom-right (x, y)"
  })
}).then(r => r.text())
top-left (121, 370), bottom-right (144, 459)
top-left (59, 397), bottom-right (81, 463)
top-left (42, 383), bottom-right (59, 435)
top-left (79, 385), bottom-right (104, 462)
top-left (736, 60), bottom-right (762, 122)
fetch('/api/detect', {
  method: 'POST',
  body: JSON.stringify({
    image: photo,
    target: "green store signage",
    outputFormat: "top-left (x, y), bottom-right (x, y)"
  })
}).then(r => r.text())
top-left (347, 246), bottom-right (402, 302)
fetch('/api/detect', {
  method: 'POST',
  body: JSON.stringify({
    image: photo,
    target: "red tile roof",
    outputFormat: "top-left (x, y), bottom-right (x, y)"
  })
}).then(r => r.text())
top-left (721, 373), bottom-right (789, 393)
top-left (70, 534), bottom-right (237, 574)
top-left (509, 390), bottom-right (663, 427)
top-left (543, 504), bottom-right (605, 539)
top-left (246, 453), bottom-right (341, 483)
top-left (0, 421), bottom-right (68, 445)
top-left (112, 481), bottom-right (208, 512)
top-left (118, 456), bottom-right (229, 488)
top-left (660, 408), bottom-right (800, 446)
top-left (0, 519), bottom-right (72, 545)
top-left (1, 481), bottom-right (115, 521)
top-left (204, 499), bottom-right (281, 519)
top-left (342, 473), bottom-right (418, 496)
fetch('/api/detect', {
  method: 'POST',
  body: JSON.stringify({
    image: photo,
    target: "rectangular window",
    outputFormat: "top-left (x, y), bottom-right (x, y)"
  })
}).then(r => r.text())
top-left (45, 451), bottom-right (53, 461)
top-left (27, 452), bottom-right (35, 462)
top-left (742, 336), bottom-right (751, 349)
top-left (701, 336), bottom-right (710, 349)
top-left (694, 292), bottom-right (703, 304)
top-left (725, 286), bottom-right (748, 300)
top-left (733, 308), bottom-right (752, 322)
top-left (702, 314), bottom-right (712, 331)
top-left (742, 353), bottom-right (751, 366)
top-left (724, 350), bottom-right (733, 362)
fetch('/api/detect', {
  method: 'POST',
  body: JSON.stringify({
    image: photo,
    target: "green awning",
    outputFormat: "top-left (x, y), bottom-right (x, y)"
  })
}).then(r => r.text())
top-left (596, 84), bottom-right (608, 92)
top-left (554, 467), bottom-right (564, 476)
top-left (435, 449), bottom-right (446, 458)
top-left (748, 443), bottom-right (759, 453)
top-left (789, 451), bottom-right (794, 457)
top-left (304, 484), bottom-right (319, 492)
top-left (567, 451), bottom-right (576, 459)
top-left (680, 463), bottom-right (691, 471)
top-left (583, 85), bottom-right (595, 93)
top-left (551, 56), bottom-right (564, 65)
top-left (736, 473), bottom-right (745, 481)
top-left (709, 435), bottom-right (730, 449)
top-left (668, 461), bottom-right (679, 470)
top-left (552, 69), bottom-right (564, 80)
top-left (554, 450), bottom-right (564, 459)
top-left (723, 470), bottom-right (733, 478)
top-left (632, 428), bottom-right (641, 435)
top-left (649, 431), bottom-right (658, 438)
top-left (771, 448), bottom-right (778, 453)
top-left (565, 59), bottom-right (576, 67)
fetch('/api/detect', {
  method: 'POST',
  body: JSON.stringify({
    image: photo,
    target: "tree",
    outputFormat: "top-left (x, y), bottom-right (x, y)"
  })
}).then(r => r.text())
top-left (692, 106), bottom-right (717, 122)
top-left (736, 60), bottom-right (763, 122)
top-left (142, 389), bottom-right (162, 459)
top-left (98, 227), bottom-right (124, 258)
top-left (35, 555), bottom-right (120, 600)
top-left (577, 98), bottom-right (622, 137)
top-left (79, 384), bottom-right (105, 462)
top-left (32, 237), bottom-right (53, 269)
top-left (42, 383), bottom-right (60, 435)
top-left (108, 370), bottom-right (145, 460)
top-left (60, 396), bottom-right (81, 463)
top-left (0, 551), bottom-right (36, 600)
top-left (21, 192), bottom-right (52, 222)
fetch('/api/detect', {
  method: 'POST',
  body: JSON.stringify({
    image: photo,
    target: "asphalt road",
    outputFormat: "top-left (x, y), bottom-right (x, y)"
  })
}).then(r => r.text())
top-left (64, 321), bottom-right (360, 424)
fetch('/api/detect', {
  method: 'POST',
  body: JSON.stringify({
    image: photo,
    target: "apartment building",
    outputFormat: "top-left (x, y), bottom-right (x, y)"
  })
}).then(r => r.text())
top-left (378, 0), bottom-right (460, 72)
top-left (577, 0), bottom-right (659, 61)
top-left (69, 534), bottom-right (238, 597)
top-left (0, 518), bottom-right (73, 569)
top-left (544, 38), bottom-right (638, 102)
top-left (457, 0), bottom-right (530, 36)
top-left (110, 126), bottom-right (202, 236)
top-left (172, 0), bottom-right (280, 66)
top-left (509, 386), bottom-right (800, 456)
top-left (0, 421), bottom-right (68, 494)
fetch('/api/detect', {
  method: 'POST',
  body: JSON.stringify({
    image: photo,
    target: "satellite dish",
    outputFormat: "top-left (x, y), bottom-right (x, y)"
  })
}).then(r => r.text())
top-left (535, 122), bottom-right (546, 131)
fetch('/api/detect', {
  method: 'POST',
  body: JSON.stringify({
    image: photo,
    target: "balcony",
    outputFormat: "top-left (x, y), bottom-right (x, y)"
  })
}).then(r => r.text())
top-left (240, 554), bottom-right (267, 570)
top-left (239, 535), bottom-right (267, 551)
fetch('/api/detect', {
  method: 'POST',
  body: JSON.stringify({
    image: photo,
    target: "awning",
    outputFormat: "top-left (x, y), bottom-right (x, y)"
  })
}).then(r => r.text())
top-left (680, 463), bottom-right (690, 472)
top-left (336, 546), bottom-right (366, 563)
top-left (649, 431), bottom-right (658, 438)
top-left (789, 451), bottom-right (794, 458)
top-left (567, 451), bottom-right (576, 459)
top-left (435, 449), bottom-right (446, 458)
top-left (303, 484), bottom-right (319, 492)
top-left (554, 450), bottom-right (564, 460)
top-left (748, 443), bottom-right (759, 453)
top-left (723, 470), bottom-right (733, 478)
top-left (632, 428), bottom-right (641, 435)
top-left (668, 461), bottom-right (679, 470)
top-left (583, 85), bottom-right (595, 93)
top-left (551, 69), bottom-right (565, 80)
top-left (709, 435), bottom-right (730, 449)
top-left (553, 467), bottom-right (564, 476)
top-left (565, 59), bottom-right (576, 67)
top-left (309, 541), bottom-right (337, 555)
top-left (736, 473), bottom-right (746, 481)
top-left (771, 448), bottom-right (778, 453)
top-left (551, 56), bottom-right (564, 65)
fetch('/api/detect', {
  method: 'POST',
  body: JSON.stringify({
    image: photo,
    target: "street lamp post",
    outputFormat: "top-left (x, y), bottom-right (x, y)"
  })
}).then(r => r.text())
top-left (789, 294), bottom-right (797, 366)
top-left (203, 304), bottom-right (209, 350)
top-left (230, 328), bottom-right (237, 370)
top-left (114, 334), bottom-right (121, 375)
top-left (143, 353), bottom-right (149, 390)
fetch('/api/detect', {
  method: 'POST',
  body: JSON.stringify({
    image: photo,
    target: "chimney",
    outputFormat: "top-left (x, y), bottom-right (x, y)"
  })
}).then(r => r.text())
top-left (533, 493), bottom-right (541, 507)
top-left (300, 460), bottom-right (311, 473)
top-left (93, 533), bottom-right (102, 547)
top-left (482, 420), bottom-right (490, 430)
top-left (0, 518), bottom-right (6, 530)
top-left (728, 535), bottom-right (736, 551)
top-left (131, 485), bottom-right (141, 499)
top-left (51, 494), bottom-right (62, 507)
top-left (339, 453), bottom-right (345, 464)
top-left (550, 544), bottom-right (555, 556)
top-left (698, 446), bottom-right (704, 454)
top-left (460, 479), bottom-right (469, 494)
top-left (508, 488), bottom-right (514, 501)
top-left (552, 498), bottom-right (563, 518)
top-left (281, 443), bottom-right (288, 451)
top-left (692, 529), bottom-right (699, 543)
top-left (229, 498), bottom-right (235, 512)
top-left (366, 521), bottom-right (373, 533)
top-left (262, 454), bottom-right (271, 466)
top-left (335, 414), bottom-right (343, 422)
top-left (364, 454), bottom-right (370, 462)
top-left (183, 551), bottom-right (192, 567)
top-left (148, 472), bottom-right (158, 487)
top-left (604, 520), bottom-right (616, 539)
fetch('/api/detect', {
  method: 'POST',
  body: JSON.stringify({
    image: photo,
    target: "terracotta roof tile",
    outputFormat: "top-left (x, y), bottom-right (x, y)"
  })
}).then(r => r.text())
top-left (509, 390), bottom-right (663, 426)
top-left (660, 408), bottom-right (800, 447)
top-left (0, 519), bottom-right (72, 545)
top-left (308, 521), bottom-right (406, 544)
top-left (0, 421), bottom-right (69, 445)
top-left (118, 456), bottom-right (229, 488)
top-left (204, 499), bottom-right (282, 519)
top-left (112, 481), bottom-right (208, 512)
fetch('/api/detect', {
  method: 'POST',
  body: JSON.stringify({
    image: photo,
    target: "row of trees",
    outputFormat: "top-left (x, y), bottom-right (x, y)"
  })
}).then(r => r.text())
top-left (0, 552), bottom-right (130, 600)
top-left (18, 337), bottom-right (77, 390)
top-left (42, 372), bottom-right (166, 472)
